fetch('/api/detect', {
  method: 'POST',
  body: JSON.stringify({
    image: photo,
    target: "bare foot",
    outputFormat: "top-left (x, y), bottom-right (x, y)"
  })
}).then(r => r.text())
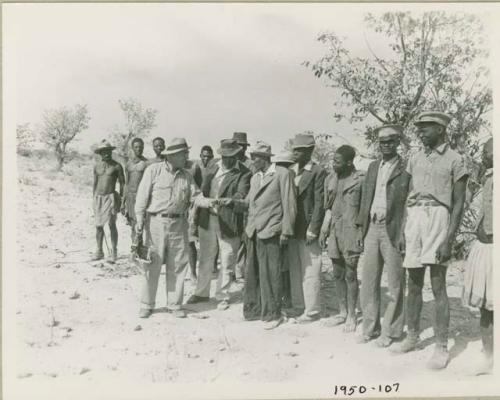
top-left (343, 316), bottom-right (357, 333)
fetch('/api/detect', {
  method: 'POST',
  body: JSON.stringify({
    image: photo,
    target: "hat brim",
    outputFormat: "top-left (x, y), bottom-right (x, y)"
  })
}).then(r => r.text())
top-left (217, 148), bottom-right (241, 157)
top-left (250, 151), bottom-right (274, 157)
top-left (413, 119), bottom-right (447, 127)
top-left (236, 141), bottom-right (249, 146)
top-left (291, 144), bottom-right (315, 149)
top-left (94, 146), bottom-right (116, 154)
top-left (274, 159), bottom-right (295, 165)
top-left (164, 146), bottom-right (190, 155)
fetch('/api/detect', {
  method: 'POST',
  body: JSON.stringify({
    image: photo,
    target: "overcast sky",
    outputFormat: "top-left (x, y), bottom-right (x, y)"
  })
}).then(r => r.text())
top-left (4, 3), bottom-right (496, 159)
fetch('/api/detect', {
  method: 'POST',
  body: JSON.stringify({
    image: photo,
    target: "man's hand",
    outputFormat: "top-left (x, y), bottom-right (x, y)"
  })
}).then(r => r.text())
top-left (306, 231), bottom-right (317, 246)
top-left (435, 239), bottom-right (452, 264)
top-left (319, 230), bottom-right (329, 249)
top-left (355, 228), bottom-right (364, 250)
top-left (217, 198), bottom-right (234, 207)
top-left (397, 233), bottom-right (406, 256)
top-left (280, 234), bottom-right (290, 247)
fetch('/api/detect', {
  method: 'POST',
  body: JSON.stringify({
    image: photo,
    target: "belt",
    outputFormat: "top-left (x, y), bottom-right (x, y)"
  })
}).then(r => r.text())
top-left (409, 200), bottom-right (442, 207)
top-left (150, 212), bottom-right (185, 219)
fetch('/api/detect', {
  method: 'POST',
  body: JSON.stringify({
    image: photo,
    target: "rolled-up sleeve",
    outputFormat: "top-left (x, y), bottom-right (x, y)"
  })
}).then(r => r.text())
top-left (135, 166), bottom-right (154, 227)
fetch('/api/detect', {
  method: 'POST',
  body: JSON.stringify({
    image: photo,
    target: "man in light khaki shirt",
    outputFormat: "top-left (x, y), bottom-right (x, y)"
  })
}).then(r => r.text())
top-left (135, 137), bottom-right (213, 319)
top-left (392, 112), bottom-right (468, 371)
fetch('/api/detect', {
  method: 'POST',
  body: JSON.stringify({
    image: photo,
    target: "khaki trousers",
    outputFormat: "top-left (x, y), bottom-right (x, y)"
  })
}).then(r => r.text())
top-left (140, 214), bottom-right (190, 310)
top-left (195, 215), bottom-right (240, 301)
top-left (288, 238), bottom-right (323, 316)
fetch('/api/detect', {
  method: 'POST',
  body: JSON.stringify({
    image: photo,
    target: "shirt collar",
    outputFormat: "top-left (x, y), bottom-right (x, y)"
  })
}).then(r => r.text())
top-left (381, 155), bottom-right (398, 166)
top-left (259, 162), bottom-right (276, 177)
top-left (485, 168), bottom-right (493, 177)
top-left (292, 160), bottom-right (313, 174)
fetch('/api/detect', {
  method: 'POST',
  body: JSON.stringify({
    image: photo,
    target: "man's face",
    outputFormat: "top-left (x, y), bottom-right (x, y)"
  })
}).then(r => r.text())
top-left (222, 156), bottom-right (237, 170)
top-left (100, 149), bottom-right (112, 162)
top-left (378, 136), bottom-right (399, 158)
top-left (153, 139), bottom-right (165, 156)
top-left (168, 150), bottom-right (189, 169)
top-left (132, 141), bottom-right (144, 157)
top-left (332, 152), bottom-right (350, 174)
top-left (251, 154), bottom-right (267, 172)
top-left (293, 147), bottom-right (311, 165)
top-left (417, 123), bottom-right (443, 148)
top-left (482, 139), bottom-right (493, 169)
top-left (200, 150), bottom-right (213, 167)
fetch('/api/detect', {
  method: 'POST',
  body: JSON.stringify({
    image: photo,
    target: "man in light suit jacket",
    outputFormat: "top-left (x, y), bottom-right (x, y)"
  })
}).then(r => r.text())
top-left (229, 141), bottom-right (297, 329)
top-left (187, 139), bottom-right (251, 310)
top-left (287, 134), bottom-right (327, 322)
top-left (356, 125), bottom-right (410, 347)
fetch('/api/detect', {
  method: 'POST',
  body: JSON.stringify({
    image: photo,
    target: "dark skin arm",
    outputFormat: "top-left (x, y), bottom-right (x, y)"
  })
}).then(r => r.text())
top-left (436, 175), bottom-right (468, 264)
top-left (117, 163), bottom-right (125, 199)
top-left (121, 165), bottom-right (129, 214)
top-left (93, 165), bottom-right (98, 196)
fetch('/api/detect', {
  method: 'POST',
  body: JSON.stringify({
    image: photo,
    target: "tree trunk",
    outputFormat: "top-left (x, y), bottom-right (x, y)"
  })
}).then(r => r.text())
top-left (55, 144), bottom-right (64, 171)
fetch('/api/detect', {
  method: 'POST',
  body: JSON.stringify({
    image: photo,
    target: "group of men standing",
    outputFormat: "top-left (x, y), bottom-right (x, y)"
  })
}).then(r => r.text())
top-left (91, 111), bottom-right (493, 373)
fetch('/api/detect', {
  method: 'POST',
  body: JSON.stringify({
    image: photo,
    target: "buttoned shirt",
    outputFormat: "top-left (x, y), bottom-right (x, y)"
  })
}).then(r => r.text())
top-left (370, 155), bottom-right (398, 221)
top-left (292, 161), bottom-right (313, 187)
top-left (479, 168), bottom-right (493, 235)
top-left (256, 163), bottom-right (276, 187)
top-left (208, 161), bottom-right (238, 215)
top-left (406, 143), bottom-right (468, 209)
top-left (135, 161), bottom-right (210, 227)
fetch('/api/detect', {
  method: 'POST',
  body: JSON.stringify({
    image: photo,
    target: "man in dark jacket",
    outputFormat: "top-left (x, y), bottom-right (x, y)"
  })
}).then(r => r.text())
top-left (287, 134), bottom-right (327, 322)
top-left (186, 139), bottom-right (251, 310)
top-left (356, 125), bottom-right (410, 347)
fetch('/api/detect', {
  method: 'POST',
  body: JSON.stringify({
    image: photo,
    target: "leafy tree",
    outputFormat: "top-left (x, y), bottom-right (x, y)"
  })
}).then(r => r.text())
top-left (16, 123), bottom-right (36, 156)
top-left (109, 98), bottom-right (157, 160)
top-left (306, 11), bottom-right (491, 160)
top-left (39, 104), bottom-right (91, 170)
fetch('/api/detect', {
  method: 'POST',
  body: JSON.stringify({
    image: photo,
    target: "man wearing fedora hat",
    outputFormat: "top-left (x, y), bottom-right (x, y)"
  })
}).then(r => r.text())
top-left (391, 112), bottom-right (468, 370)
top-left (92, 140), bottom-right (125, 263)
top-left (231, 141), bottom-right (296, 329)
top-left (287, 133), bottom-right (327, 323)
top-left (356, 125), bottom-right (410, 347)
top-left (135, 137), bottom-right (215, 318)
top-left (187, 139), bottom-right (251, 310)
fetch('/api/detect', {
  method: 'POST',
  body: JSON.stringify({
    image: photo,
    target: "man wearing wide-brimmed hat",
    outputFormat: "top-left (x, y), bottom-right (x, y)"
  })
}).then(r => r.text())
top-left (391, 112), bottom-right (469, 371)
top-left (231, 141), bottom-right (296, 329)
top-left (286, 133), bottom-right (327, 323)
top-left (356, 125), bottom-right (410, 347)
top-left (186, 139), bottom-right (251, 310)
top-left (134, 137), bottom-right (215, 319)
top-left (92, 140), bottom-right (125, 262)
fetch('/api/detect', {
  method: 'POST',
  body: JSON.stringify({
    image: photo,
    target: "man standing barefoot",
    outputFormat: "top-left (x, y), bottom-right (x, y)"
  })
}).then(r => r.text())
top-left (92, 140), bottom-right (125, 262)
top-left (122, 138), bottom-right (148, 256)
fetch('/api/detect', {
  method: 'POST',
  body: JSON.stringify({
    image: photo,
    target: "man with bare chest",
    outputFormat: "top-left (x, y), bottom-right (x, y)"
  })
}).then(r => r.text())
top-left (122, 138), bottom-right (148, 255)
top-left (93, 140), bottom-right (125, 262)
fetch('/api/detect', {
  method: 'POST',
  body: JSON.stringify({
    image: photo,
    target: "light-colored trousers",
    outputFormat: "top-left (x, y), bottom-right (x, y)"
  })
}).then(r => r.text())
top-left (195, 215), bottom-right (240, 301)
top-left (288, 238), bottom-right (323, 316)
top-left (141, 214), bottom-right (190, 311)
top-left (360, 221), bottom-right (405, 338)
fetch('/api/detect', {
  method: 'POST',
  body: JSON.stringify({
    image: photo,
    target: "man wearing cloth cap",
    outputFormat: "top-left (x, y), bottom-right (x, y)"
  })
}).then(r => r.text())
top-left (134, 138), bottom-right (215, 318)
top-left (287, 134), bottom-right (326, 322)
top-left (391, 112), bottom-right (469, 370)
top-left (356, 125), bottom-right (410, 346)
top-left (232, 141), bottom-right (297, 329)
top-left (92, 140), bottom-right (125, 262)
top-left (186, 139), bottom-right (251, 310)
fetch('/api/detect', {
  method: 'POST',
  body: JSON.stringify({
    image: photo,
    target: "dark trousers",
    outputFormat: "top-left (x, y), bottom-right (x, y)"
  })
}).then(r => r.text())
top-left (360, 222), bottom-right (405, 338)
top-left (243, 233), bottom-right (282, 321)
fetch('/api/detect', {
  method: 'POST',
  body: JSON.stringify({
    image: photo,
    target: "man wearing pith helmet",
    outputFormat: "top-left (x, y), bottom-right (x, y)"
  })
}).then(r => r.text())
top-left (391, 112), bottom-right (469, 371)
top-left (287, 133), bottom-right (327, 323)
top-left (134, 137), bottom-right (215, 319)
top-left (356, 124), bottom-right (410, 347)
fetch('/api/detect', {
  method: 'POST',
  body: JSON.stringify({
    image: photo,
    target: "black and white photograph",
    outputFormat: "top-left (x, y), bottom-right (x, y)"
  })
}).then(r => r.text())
top-left (3, 2), bottom-right (499, 399)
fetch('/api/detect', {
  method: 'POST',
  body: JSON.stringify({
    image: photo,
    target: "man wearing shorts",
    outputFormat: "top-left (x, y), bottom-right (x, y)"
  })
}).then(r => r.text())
top-left (392, 112), bottom-right (468, 370)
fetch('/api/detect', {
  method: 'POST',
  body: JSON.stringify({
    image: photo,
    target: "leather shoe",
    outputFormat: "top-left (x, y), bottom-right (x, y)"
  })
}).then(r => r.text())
top-left (186, 295), bottom-right (209, 304)
top-left (139, 308), bottom-right (152, 318)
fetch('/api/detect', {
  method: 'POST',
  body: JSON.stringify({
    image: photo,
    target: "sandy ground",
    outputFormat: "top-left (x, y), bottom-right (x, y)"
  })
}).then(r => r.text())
top-left (11, 154), bottom-right (495, 396)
